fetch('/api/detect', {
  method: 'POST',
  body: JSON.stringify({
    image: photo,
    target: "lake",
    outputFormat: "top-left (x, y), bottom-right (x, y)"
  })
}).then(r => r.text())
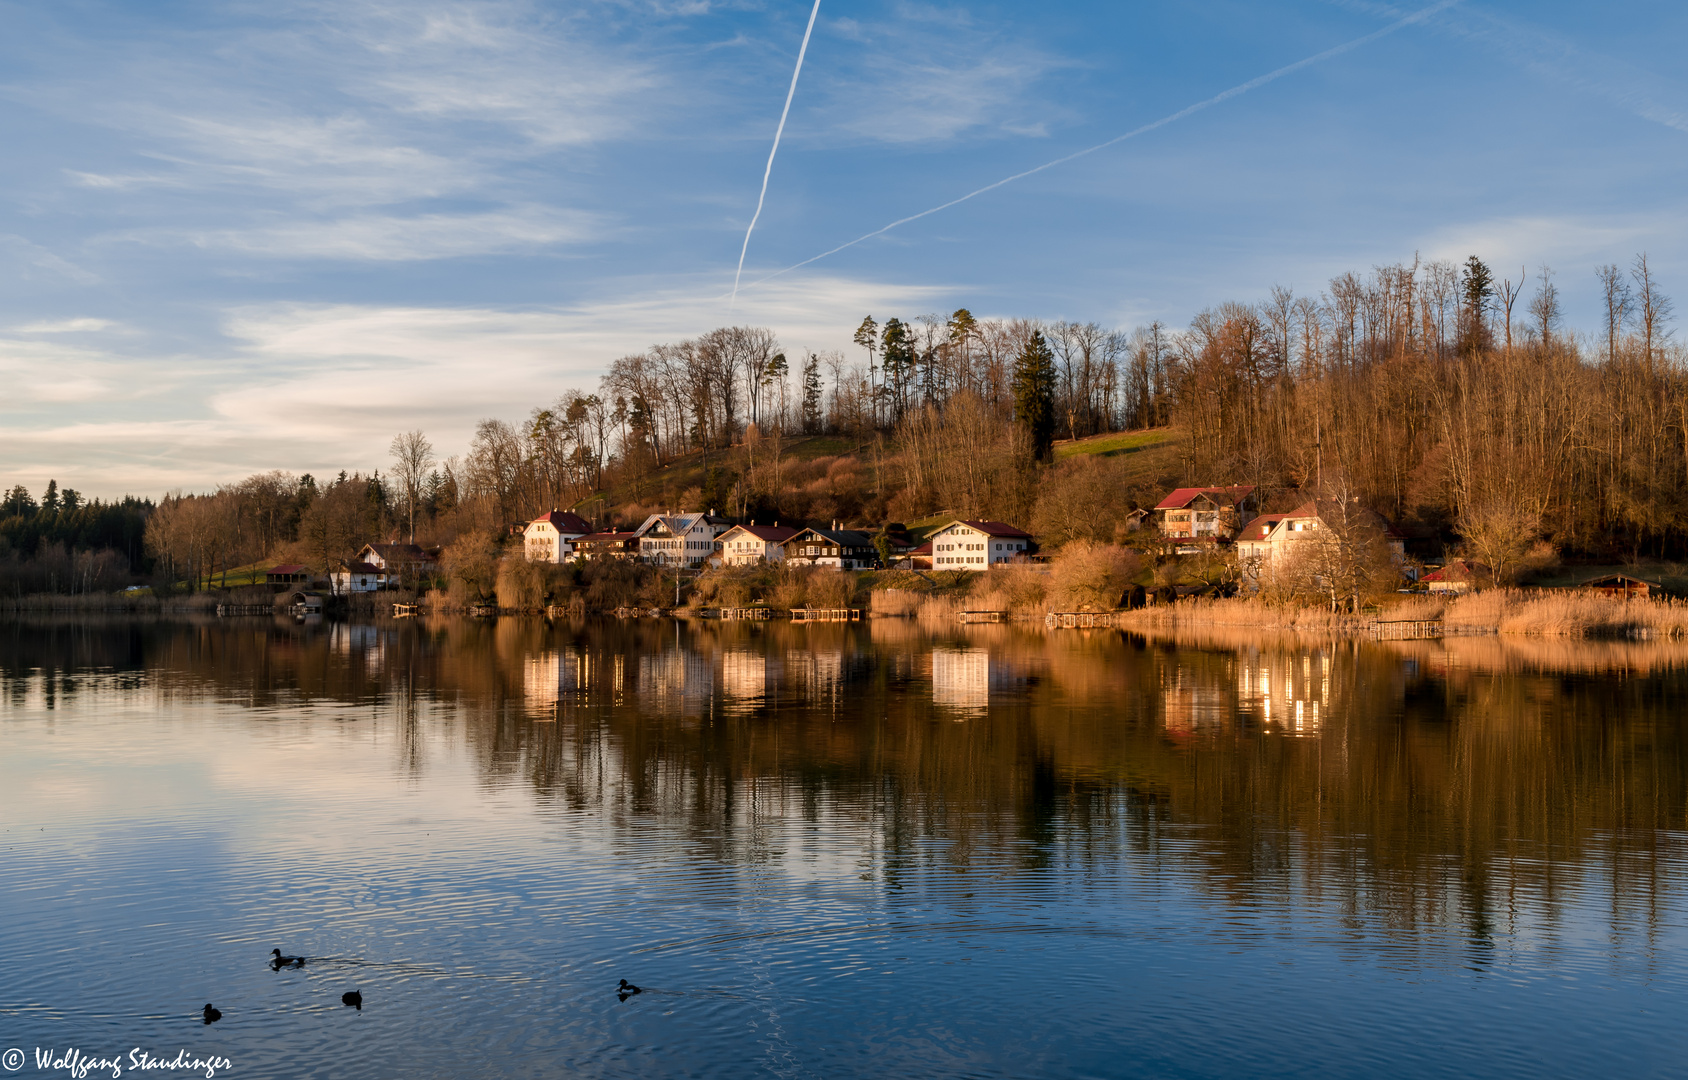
top-left (2, 616), bottom-right (1686, 1078)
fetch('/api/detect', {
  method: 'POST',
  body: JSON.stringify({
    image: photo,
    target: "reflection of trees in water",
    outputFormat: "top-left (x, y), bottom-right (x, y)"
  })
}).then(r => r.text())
top-left (7, 615), bottom-right (1688, 955)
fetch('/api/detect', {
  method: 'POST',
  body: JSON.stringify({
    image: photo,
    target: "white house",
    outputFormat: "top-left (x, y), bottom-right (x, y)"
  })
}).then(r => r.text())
top-left (928, 520), bottom-right (1033, 570)
top-left (523, 511), bottom-right (595, 563)
top-left (715, 524), bottom-right (801, 566)
top-left (330, 560), bottom-right (388, 594)
top-left (1235, 502), bottom-right (1406, 584)
top-left (354, 543), bottom-right (436, 584)
top-left (635, 511), bottom-right (733, 567)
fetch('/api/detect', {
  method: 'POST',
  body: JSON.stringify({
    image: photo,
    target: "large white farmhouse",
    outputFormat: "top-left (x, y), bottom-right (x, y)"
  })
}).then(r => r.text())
top-left (715, 524), bottom-right (801, 566)
top-left (523, 511), bottom-right (595, 563)
top-left (928, 520), bottom-right (1033, 569)
top-left (634, 511), bottom-right (733, 567)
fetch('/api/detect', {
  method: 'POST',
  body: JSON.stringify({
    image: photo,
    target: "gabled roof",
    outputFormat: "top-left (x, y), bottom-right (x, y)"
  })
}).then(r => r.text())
top-left (359, 543), bottom-right (436, 563)
top-left (1154, 485), bottom-right (1257, 511)
top-left (336, 561), bottom-right (383, 574)
top-left (791, 527), bottom-right (877, 547)
top-left (719, 524), bottom-right (801, 543)
top-left (268, 564), bottom-right (309, 575)
top-left (527, 510), bottom-right (594, 535)
top-left (942, 519), bottom-right (1034, 539)
top-left (634, 511), bottom-right (726, 537)
top-left (1237, 514), bottom-right (1289, 540)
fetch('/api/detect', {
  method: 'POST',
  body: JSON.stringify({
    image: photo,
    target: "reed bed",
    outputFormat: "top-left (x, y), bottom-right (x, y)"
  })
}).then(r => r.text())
top-left (1119, 589), bottom-right (1688, 638)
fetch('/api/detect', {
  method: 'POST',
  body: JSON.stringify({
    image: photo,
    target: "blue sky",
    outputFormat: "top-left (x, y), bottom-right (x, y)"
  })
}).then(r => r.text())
top-left (2, 0), bottom-right (1685, 498)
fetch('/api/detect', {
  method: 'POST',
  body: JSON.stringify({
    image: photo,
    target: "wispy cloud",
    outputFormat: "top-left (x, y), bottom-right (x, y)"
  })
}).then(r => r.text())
top-left (154, 206), bottom-right (600, 262)
top-left (810, 7), bottom-right (1066, 145)
top-left (0, 234), bottom-right (99, 284)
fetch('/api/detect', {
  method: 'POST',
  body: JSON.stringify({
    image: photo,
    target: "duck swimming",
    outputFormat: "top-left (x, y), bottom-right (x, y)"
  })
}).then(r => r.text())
top-left (341, 991), bottom-right (362, 1010)
top-left (617, 980), bottom-right (642, 995)
top-left (202, 1004), bottom-right (221, 1024)
top-left (270, 949), bottom-right (306, 969)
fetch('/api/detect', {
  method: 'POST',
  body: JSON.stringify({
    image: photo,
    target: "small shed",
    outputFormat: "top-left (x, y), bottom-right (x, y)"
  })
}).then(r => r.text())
top-left (1579, 574), bottom-right (1658, 599)
top-left (287, 591), bottom-right (324, 614)
top-left (266, 564), bottom-right (310, 585)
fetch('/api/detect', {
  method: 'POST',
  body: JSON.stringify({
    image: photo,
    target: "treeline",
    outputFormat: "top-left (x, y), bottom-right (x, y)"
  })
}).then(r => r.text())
top-left (1166, 254), bottom-right (1683, 560)
top-left (0, 481), bottom-right (153, 596)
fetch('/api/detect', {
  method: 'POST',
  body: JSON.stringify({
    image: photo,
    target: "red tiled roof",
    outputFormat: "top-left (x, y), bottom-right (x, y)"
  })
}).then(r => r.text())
top-left (1153, 485), bottom-right (1257, 511)
top-left (1238, 514), bottom-right (1288, 539)
top-left (529, 511), bottom-right (594, 535)
top-left (952, 519), bottom-right (1033, 539)
top-left (1422, 559), bottom-right (1489, 583)
top-left (911, 541), bottom-right (933, 555)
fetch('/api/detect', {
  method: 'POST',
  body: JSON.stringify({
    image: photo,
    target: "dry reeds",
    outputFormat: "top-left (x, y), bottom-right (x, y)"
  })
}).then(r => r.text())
top-left (1119, 588), bottom-right (1688, 638)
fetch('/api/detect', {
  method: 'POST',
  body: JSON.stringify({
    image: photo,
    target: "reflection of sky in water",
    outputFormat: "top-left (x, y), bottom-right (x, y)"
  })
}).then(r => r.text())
top-left (3, 619), bottom-right (1688, 1078)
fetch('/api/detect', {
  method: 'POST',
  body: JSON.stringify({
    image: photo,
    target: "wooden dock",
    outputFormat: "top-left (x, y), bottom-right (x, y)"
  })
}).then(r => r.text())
top-left (720, 606), bottom-right (774, 620)
top-left (790, 608), bottom-right (861, 623)
top-left (216, 603), bottom-right (275, 616)
top-left (1372, 619), bottom-right (1444, 640)
top-left (1045, 611), bottom-right (1120, 629)
top-left (960, 610), bottom-right (1006, 624)
top-left (392, 603), bottom-right (421, 617)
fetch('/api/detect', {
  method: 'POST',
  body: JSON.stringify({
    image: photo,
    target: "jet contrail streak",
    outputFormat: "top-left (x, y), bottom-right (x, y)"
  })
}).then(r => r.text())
top-left (735, 0), bottom-right (1460, 295)
top-left (731, 0), bottom-right (823, 307)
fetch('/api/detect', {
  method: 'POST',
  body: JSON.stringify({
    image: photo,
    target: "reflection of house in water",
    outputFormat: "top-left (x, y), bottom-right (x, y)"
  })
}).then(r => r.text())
top-left (1161, 675), bottom-right (1231, 737)
top-left (639, 649), bottom-right (714, 708)
top-left (785, 648), bottom-right (843, 704)
top-left (525, 648), bottom-right (619, 716)
top-left (1236, 650), bottom-right (1330, 735)
top-left (329, 623), bottom-right (386, 675)
top-left (720, 648), bottom-right (767, 701)
top-left (931, 647), bottom-right (990, 716)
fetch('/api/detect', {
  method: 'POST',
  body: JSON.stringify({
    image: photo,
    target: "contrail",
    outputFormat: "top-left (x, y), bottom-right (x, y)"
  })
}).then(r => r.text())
top-left (734, 0), bottom-right (1460, 295)
top-left (730, 0), bottom-right (823, 306)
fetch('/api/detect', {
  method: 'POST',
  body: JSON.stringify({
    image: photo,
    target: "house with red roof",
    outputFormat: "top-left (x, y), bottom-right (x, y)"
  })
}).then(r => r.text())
top-left (1235, 501), bottom-right (1406, 585)
top-left (928, 520), bottom-right (1034, 570)
top-left (1154, 486), bottom-right (1258, 546)
top-left (715, 523), bottom-right (802, 566)
top-left (523, 510), bottom-right (596, 563)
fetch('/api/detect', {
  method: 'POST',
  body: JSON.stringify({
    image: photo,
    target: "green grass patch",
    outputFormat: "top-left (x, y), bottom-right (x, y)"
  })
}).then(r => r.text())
top-left (1054, 427), bottom-right (1175, 459)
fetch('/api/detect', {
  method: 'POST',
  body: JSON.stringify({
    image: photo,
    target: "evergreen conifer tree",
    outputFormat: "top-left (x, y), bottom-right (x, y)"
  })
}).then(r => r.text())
top-left (1012, 330), bottom-right (1057, 461)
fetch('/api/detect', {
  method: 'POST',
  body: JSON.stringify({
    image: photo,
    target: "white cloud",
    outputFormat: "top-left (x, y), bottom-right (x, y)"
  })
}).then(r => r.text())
top-left (13, 317), bottom-right (117, 333)
top-left (168, 206), bottom-right (600, 261)
top-left (0, 273), bottom-right (954, 497)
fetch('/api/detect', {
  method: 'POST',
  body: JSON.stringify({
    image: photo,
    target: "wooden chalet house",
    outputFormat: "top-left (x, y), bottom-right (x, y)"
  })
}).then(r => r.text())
top-left (784, 526), bottom-right (880, 570)
top-left (572, 531), bottom-right (640, 561)
top-left (1154, 486), bottom-right (1259, 551)
top-left (355, 543), bottom-right (438, 585)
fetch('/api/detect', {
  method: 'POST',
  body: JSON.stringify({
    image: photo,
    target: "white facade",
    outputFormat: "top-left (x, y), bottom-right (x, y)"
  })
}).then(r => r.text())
top-left (929, 521), bottom-right (1032, 570)
top-left (523, 512), bottom-right (592, 563)
top-left (716, 525), bottom-right (799, 566)
top-left (636, 512), bottom-right (731, 567)
top-left (330, 562), bottom-right (388, 594)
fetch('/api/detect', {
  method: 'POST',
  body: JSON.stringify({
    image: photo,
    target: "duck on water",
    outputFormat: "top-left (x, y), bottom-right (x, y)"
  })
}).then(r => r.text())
top-left (270, 949), bottom-right (306, 969)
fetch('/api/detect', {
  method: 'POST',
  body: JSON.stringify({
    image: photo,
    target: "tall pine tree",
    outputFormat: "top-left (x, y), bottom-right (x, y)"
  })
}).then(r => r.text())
top-left (801, 352), bottom-right (823, 434)
top-left (1012, 330), bottom-right (1057, 461)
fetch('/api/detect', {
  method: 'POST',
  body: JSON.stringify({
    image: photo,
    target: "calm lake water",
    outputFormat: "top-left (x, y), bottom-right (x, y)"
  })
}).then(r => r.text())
top-left (3, 616), bottom-right (1687, 1078)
